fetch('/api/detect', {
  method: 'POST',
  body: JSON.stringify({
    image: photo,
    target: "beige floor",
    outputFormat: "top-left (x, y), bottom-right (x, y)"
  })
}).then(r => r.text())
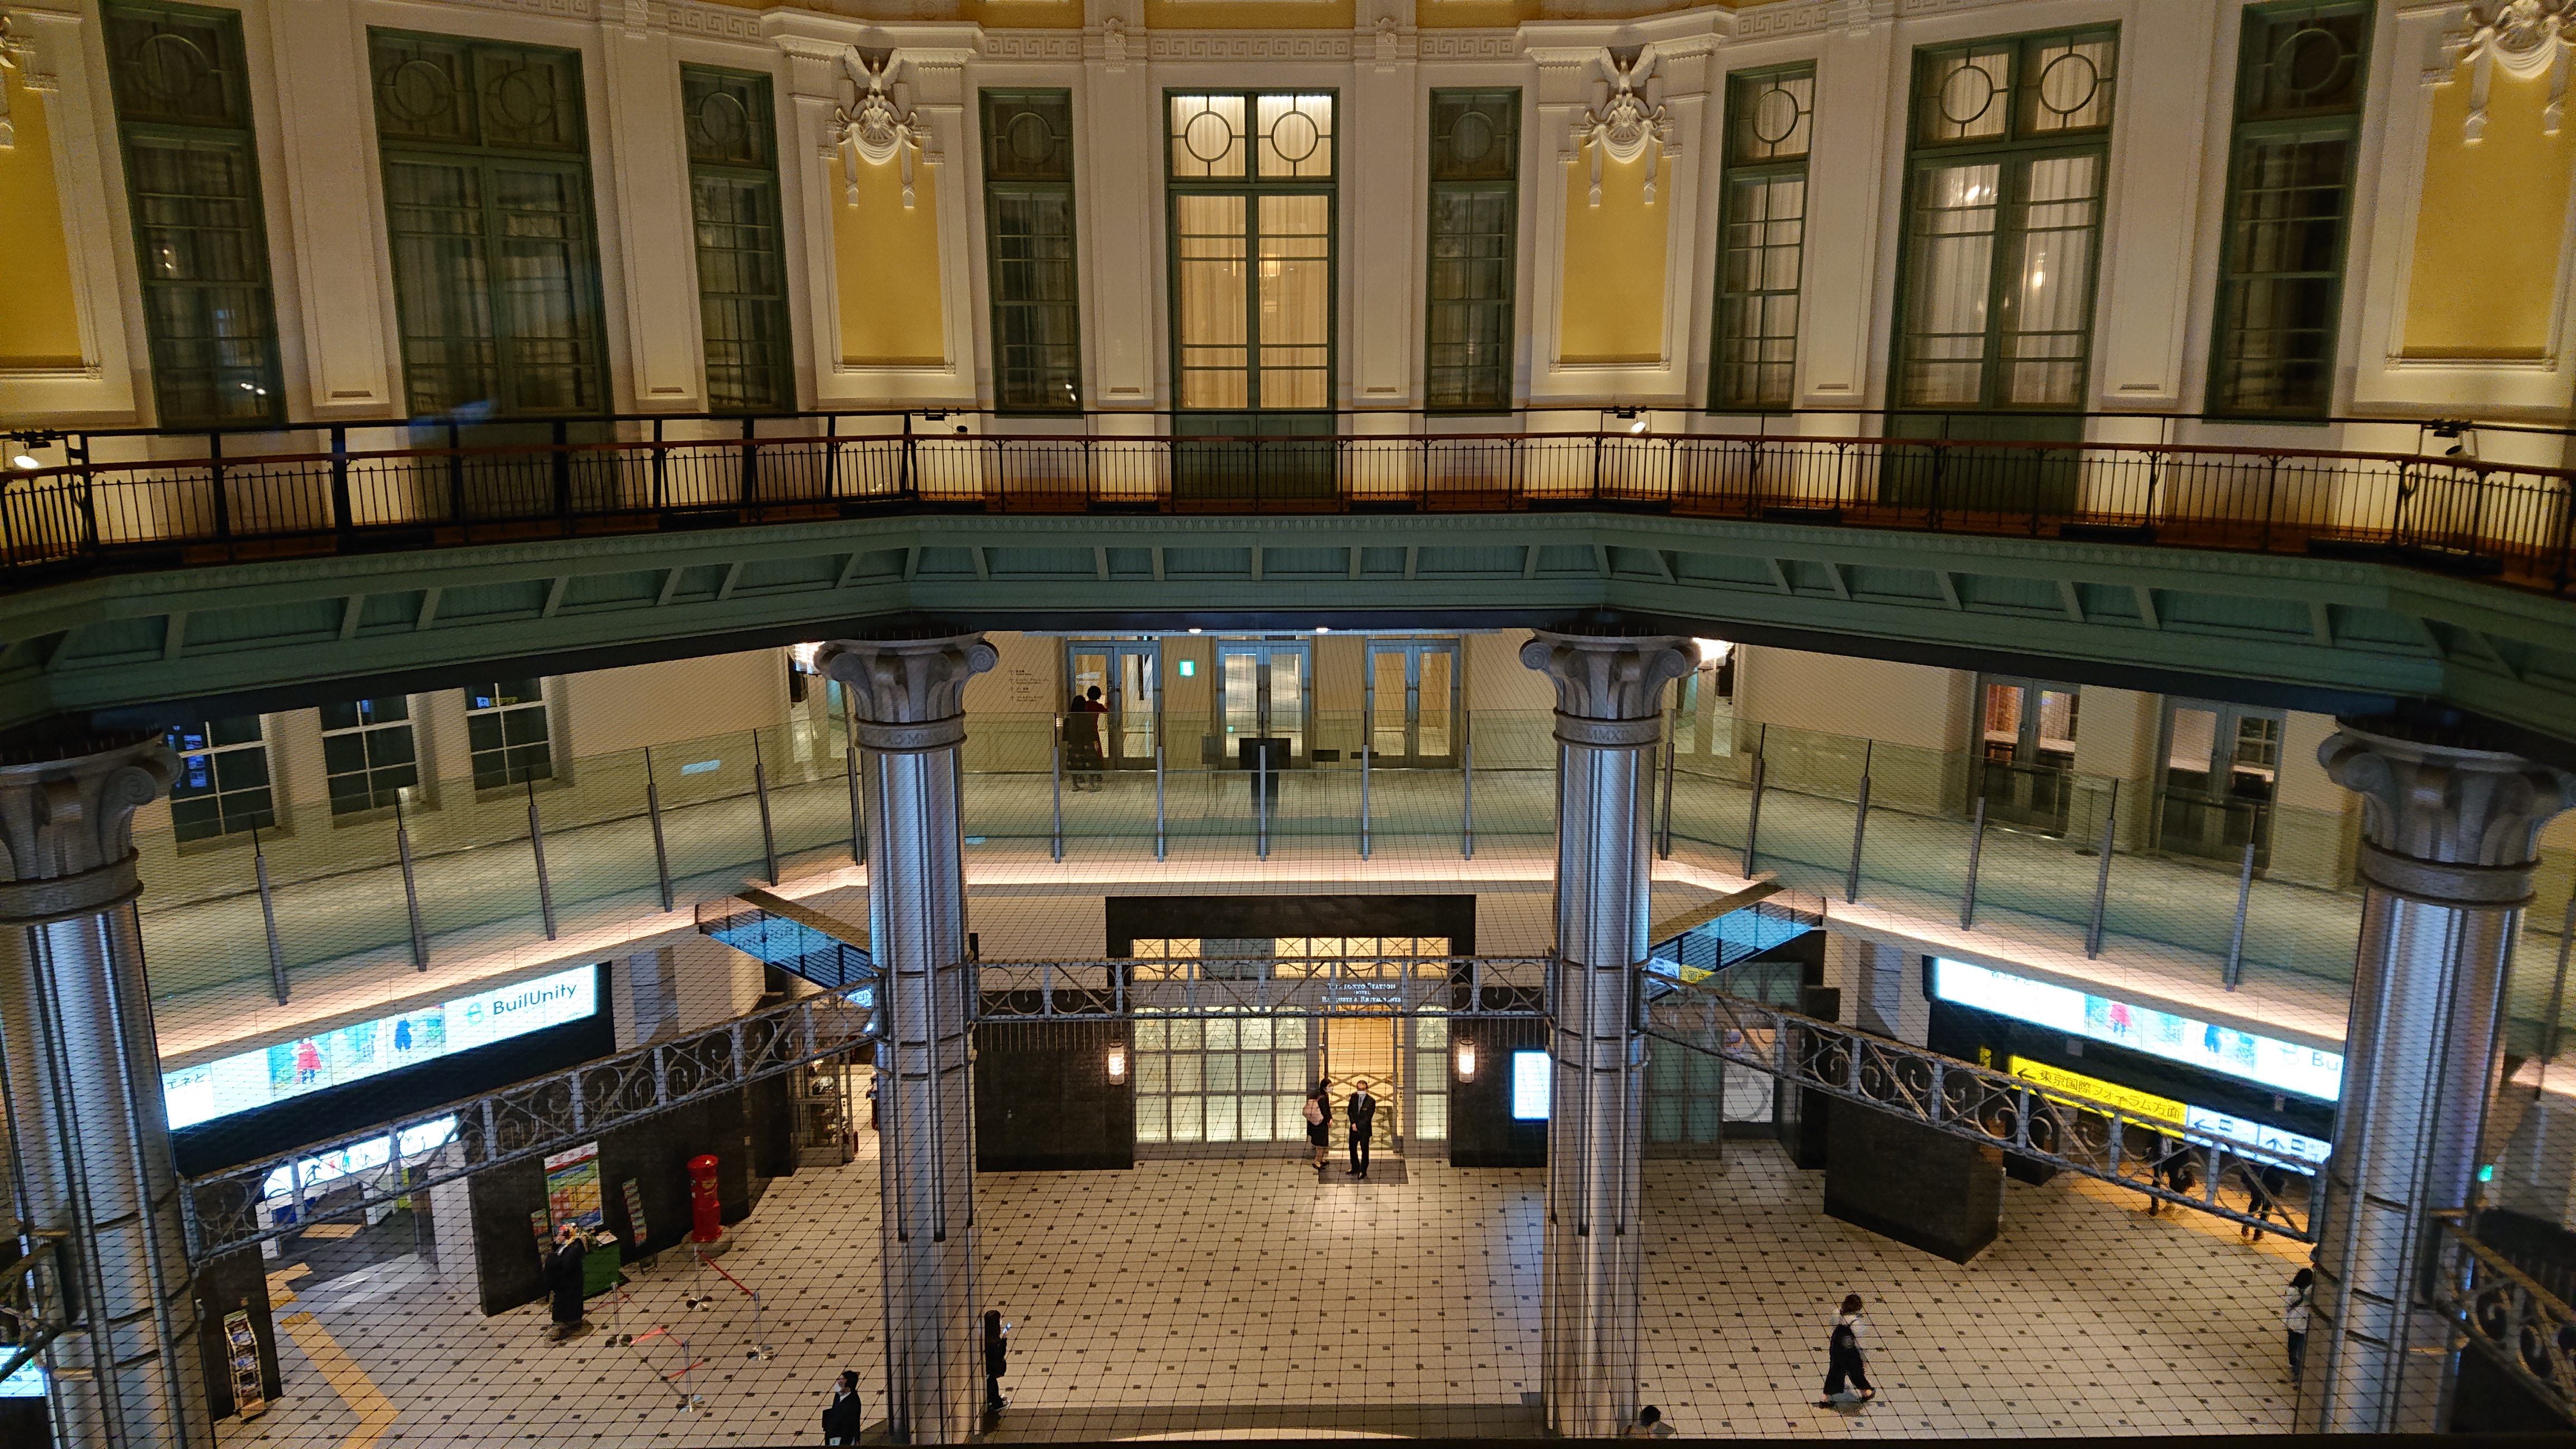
top-left (216, 1129), bottom-right (2305, 1447)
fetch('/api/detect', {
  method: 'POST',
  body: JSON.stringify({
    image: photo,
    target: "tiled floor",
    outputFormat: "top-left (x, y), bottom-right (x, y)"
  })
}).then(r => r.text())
top-left (220, 1134), bottom-right (2305, 1447)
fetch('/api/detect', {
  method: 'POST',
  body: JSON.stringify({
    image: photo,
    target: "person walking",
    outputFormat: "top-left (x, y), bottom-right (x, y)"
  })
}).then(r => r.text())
top-left (1621, 1405), bottom-right (1678, 1437)
top-left (2242, 1163), bottom-right (2290, 1242)
top-left (1346, 1078), bottom-right (1379, 1179)
top-left (1815, 1293), bottom-right (1874, 1407)
top-left (983, 1309), bottom-right (1010, 1415)
top-left (1304, 1079), bottom-right (1332, 1175)
top-left (543, 1222), bottom-right (589, 1341)
top-left (2283, 1268), bottom-right (2314, 1389)
top-left (822, 1370), bottom-right (864, 1444)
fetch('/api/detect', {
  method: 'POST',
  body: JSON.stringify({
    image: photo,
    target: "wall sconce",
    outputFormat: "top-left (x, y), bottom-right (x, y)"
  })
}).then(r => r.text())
top-left (1106, 1044), bottom-right (1128, 1084)
top-left (1455, 1040), bottom-right (1477, 1082)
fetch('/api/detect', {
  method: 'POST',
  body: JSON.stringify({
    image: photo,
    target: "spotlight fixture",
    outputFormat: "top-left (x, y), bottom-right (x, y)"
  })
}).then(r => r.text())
top-left (8, 430), bottom-right (65, 470)
top-left (1605, 405), bottom-right (1648, 435)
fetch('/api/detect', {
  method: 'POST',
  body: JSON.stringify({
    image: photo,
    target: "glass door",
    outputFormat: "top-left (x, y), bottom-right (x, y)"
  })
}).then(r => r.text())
top-left (2156, 699), bottom-right (2280, 866)
top-left (1973, 675), bottom-right (2077, 834)
top-left (1215, 641), bottom-right (1309, 764)
top-left (1067, 641), bottom-right (1159, 768)
top-left (1366, 640), bottom-right (1459, 768)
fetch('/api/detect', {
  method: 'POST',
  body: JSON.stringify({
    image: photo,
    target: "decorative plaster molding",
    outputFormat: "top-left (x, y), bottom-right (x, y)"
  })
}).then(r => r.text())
top-left (1366, 12), bottom-right (1414, 65)
top-left (833, 47), bottom-right (927, 207)
top-left (0, 9), bottom-right (54, 151)
top-left (1570, 44), bottom-right (1675, 205)
top-left (1731, 0), bottom-right (1893, 40)
top-left (1146, 31), bottom-right (1353, 60)
top-left (983, 30), bottom-right (1086, 61)
top-left (1098, 16), bottom-right (1130, 63)
top-left (1417, 29), bottom-right (1518, 59)
top-left (2436, 1), bottom-right (2574, 138)
top-left (663, 2), bottom-right (764, 40)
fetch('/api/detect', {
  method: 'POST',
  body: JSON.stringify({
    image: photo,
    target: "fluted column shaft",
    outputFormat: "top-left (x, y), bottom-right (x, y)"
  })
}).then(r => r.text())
top-left (1521, 630), bottom-right (1693, 1440)
top-left (0, 735), bottom-right (203, 1448)
top-left (818, 635), bottom-right (996, 1446)
top-left (2307, 724), bottom-right (2575, 1432)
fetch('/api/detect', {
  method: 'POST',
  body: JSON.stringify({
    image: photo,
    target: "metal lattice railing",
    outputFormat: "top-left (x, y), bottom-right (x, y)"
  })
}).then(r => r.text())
top-left (178, 983), bottom-right (876, 1262)
top-left (2434, 1210), bottom-right (2576, 1421)
top-left (973, 955), bottom-right (1552, 1020)
top-left (0, 1234), bottom-right (70, 1391)
top-left (1643, 976), bottom-right (2319, 1241)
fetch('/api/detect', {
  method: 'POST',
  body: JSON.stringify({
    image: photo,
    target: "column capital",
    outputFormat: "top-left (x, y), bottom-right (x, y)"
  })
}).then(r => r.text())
top-left (818, 632), bottom-right (997, 753)
top-left (1521, 629), bottom-right (1694, 748)
top-left (0, 733), bottom-right (176, 922)
top-left (2320, 721), bottom-right (2576, 905)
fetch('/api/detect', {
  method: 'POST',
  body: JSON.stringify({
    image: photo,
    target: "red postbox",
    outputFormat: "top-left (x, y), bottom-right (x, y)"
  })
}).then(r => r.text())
top-left (688, 1154), bottom-right (722, 1243)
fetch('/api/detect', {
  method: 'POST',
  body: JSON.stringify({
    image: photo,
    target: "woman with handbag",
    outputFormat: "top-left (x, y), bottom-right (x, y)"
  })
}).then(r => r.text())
top-left (1303, 1079), bottom-right (1331, 1176)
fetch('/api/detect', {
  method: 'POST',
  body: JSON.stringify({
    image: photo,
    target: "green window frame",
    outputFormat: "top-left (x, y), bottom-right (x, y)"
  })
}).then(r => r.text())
top-left (368, 30), bottom-right (608, 419)
top-left (1165, 92), bottom-right (1338, 422)
top-left (465, 678), bottom-right (553, 789)
top-left (320, 697), bottom-right (419, 816)
top-left (166, 714), bottom-right (275, 843)
top-left (981, 89), bottom-right (1084, 415)
top-left (2208, 2), bottom-right (2370, 420)
top-left (681, 66), bottom-right (792, 414)
top-left (1710, 64), bottom-right (1812, 412)
top-left (1890, 27), bottom-right (2119, 423)
top-left (101, 1), bottom-right (285, 428)
top-left (1424, 88), bottom-right (1518, 414)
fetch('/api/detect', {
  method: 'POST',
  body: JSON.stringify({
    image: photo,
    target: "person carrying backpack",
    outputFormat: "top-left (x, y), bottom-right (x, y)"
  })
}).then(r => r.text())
top-left (1816, 1293), bottom-right (1874, 1407)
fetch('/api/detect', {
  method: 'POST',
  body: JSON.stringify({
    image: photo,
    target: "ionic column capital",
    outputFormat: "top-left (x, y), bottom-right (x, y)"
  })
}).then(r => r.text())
top-left (0, 733), bottom-right (176, 922)
top-left (817, 632), bottom-right (997, 753)
top-left (2321, 722), bottom-right (2576, 905)
top-left (1521, 628), bottom-right (1694, 748)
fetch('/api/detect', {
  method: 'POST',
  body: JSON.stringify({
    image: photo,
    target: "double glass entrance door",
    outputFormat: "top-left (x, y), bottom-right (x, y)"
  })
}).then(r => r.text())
top-left (1068, 642), bottom-right (1158, 768)
top-left (1368, 641), bottom-right (1459, 768)
top-left (2157, 699), bottom-right (2281, 866)
top-left (1218, 642), bottom-right (1308, 764)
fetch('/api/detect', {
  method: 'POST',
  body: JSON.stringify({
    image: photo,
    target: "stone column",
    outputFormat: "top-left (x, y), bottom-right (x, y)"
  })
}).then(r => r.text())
top-left (1521, 627), bottom-right (1693, 1439)
top-left (0, 733), bottom-right (203, 1447)
top-left (2307, 722), bottom-right (2576, 1431)
top-left (817, 632), bottom-right (995, 1445)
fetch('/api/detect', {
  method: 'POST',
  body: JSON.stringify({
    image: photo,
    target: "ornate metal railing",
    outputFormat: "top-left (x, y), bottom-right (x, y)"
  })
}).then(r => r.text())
top-left (1643, 979), bottom-right (2321, 1241)
top-left (4, 426), bottom-right (2569, 593)
top-left (178, 981), bottom-right (875, 1261)
top-left (0, 1234), bottom-right (70, 1393)
top-left (973, 955), bottom-right (1553, 1020)
top-left (2434, 1210), bottom-right (2576, 1421)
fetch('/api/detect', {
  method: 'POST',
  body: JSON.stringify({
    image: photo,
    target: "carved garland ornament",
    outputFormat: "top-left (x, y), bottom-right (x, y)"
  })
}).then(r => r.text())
top-left (2442, 0), bottom-right (2575, 140)
top-left (0, 11), bottom-right (32, 151)
top-left (1571, 45), bottom-right (1677, 207)
top-left (832, 47), bottom-right (925, 208)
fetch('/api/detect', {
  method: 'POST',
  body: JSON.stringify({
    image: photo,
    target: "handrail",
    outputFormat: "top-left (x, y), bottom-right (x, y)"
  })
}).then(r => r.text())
top-left (2433, 1209), bottom-right (2576, 1424)
top-left (4, 426), bottom-right (2570, 596)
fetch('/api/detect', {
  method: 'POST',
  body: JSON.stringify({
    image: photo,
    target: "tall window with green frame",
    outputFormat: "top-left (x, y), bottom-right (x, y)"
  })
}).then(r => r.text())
top-left (981, 90), bottom-right (1084, 414)
top-left (368, 31), bottom-right (607, 418)
top-left (682, 66), bottom-right (791, 413)
top-left (101, 1), bottom-right (286, 427)
top-left (1424, 88), bottom-right (1517, 414)
top-left (2208, 2), bottom-right (2369, 419)
top-left (1166, 93), bottom-right (1337, 423)
top-left (1711, 64), bottom-right (1813, 411)
top-left (1892, 29), bottom-right (2119, 425)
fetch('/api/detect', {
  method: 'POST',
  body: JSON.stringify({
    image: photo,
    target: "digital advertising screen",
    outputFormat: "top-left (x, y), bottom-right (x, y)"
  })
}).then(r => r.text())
top-left (1933, 958), bottom-right (2342, 1102)
top-left (165, 963), bottom-right (600, 1131)
top-left (1510, 1050), bottom-right (1550, 1121)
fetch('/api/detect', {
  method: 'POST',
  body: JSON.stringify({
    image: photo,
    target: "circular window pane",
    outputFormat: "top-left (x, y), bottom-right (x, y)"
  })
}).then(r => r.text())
top-left (1939, 64), bottom-right (1999, 127)
top-left (488, 67), bottom-right (556, 132)
top-left (696, 92), bottom-right (749, 152)
top-left (2276, 26), bottom-right (2350, 98)
top-left (135, 32), bottom-right (212, 103)
top-left (1182, 107), bottom-right (1233, 164)
top-left (2035, 53), bottom-right (2101, 117)
top-left (1750, 85), bottom-right (1802, 146)
top-left (1449, 110), bottom-right (1495, 164)
top-left (1270, 108), bottom-right (1321, 164)
top-left (1006, 111), bottom-right (1055, 167)
top-left (383, 58), bottom-right (456, 126)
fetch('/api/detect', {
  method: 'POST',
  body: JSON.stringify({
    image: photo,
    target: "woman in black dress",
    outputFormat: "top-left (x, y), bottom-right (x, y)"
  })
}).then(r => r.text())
top-left (1304, 1079), bottom-right (1332, 1175)
top-left (982, 1309), bottom-right (1008, 1415)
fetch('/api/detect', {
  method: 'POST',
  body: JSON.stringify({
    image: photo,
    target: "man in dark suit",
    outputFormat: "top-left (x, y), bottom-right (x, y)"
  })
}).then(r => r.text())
top-left (544, 1223), bottom-right (589, 1341)
top-left (1346, 1079), bottom-right (1379, 1178)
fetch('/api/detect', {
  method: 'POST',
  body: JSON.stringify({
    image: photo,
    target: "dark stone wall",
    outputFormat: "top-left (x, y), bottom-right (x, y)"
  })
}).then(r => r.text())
top-left (1783, 984), bottom-right (1840, 1169)
top-left (1104, 895), bottom-right (1476, 954)
top-left (977, 1020), bottom-right (1134, 1171)
top-left (172, 963), bottom-right (618, 1176)
top-left (193, 1240), bottom-right (282, 1417)
top-left (1448, 1016), bottom-right (1548, 1168)
top-left (465, 1075), bottom-right (784, 1316)
top-left (1822, 1101), bottom-right (2003, 1264)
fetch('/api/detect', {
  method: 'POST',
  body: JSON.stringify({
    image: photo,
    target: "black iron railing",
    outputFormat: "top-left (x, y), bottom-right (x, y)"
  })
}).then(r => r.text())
top-left (4, 425), bottom-right (2570, 593)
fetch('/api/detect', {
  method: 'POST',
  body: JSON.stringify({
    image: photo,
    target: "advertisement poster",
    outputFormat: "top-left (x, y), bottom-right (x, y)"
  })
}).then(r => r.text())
top-left (544, 1143), bottom-right (604, 1232)
top-left (1933, 958), bottom-right (2342, 1102)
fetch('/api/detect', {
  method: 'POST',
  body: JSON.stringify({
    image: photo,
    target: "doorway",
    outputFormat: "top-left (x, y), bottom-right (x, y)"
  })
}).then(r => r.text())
top-left (1067, 641), bottom-right (1160, 768)
top-left (1216, 640), bottom-right (1310, 764)
top-left (1323, 1014), bottom-right (1400, 1153)
top-left (1366, 640), bottom-right (1459, 768)
top-left (1973, 675), bottom-right (2078, 835)
top-left (2156, 698), bottom-right (2281, 867)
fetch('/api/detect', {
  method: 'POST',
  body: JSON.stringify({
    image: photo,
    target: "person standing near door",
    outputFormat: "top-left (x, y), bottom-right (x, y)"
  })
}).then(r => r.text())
top-left (1068, 686), bottom-right (1109, 790)
top-left (1304, 1079), bottom-right (1332, 1176)
top-left (1346, 1078), bottom-right (1378, 1178)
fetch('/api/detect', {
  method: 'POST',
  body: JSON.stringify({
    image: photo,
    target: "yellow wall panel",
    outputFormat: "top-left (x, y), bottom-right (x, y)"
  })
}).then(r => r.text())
top-left (968, 0), bottom-right (1087, 27)
top-left (834, 153), bottom-right (948, 368)
top-left (1556, 148), bottom-right (1669, 364)
top-left (0, 85), bottom-right (87, 369)
top-left (2402, 67), bottom-right (2575, 359)
top-left (1143, 0), bottom-right (1355, 29)
top-left (1417, 0), bottom-right (1531, 26)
